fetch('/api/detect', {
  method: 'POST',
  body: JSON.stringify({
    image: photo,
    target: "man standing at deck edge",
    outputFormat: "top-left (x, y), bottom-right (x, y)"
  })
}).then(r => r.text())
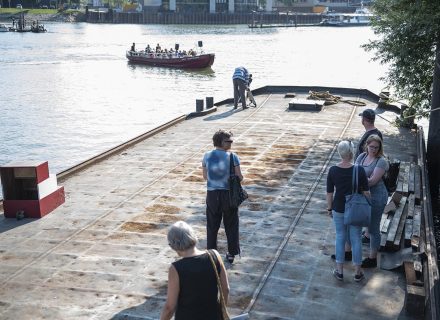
top-left (232, 66), bottom-right (250, 110)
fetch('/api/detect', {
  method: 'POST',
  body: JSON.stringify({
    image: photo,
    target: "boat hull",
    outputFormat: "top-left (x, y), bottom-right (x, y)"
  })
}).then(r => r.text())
top-left (126, 52), bottom-right (215, 69)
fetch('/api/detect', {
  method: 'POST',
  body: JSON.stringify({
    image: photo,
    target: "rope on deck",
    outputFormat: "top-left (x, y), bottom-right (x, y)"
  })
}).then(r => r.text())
top-left (308, 90), bottom-right (367, 106)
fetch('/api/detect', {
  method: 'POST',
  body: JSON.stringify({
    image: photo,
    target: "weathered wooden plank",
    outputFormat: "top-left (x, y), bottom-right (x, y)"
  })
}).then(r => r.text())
top-left (381, 214), bottom-right (392, 233)
top-left (404, 218), bottom-right (413, 247)
top-left (383, 200), bottom-right (397, 215)
top-left (396, 172), bottom-right (404, 195)
top-left (414, 164), bottom-right (421, 205)
top-left (390, 191), bottom-right (403, 205)
top-left (408, 162), bottom-right (415, 194)
top-left (380, 211), bottom-right (387, 231)
top-left (404, 261), bottom-right (417, 285)
top-left (380, 232), bottom-right (388, 249)
top-left (401, 162), bottom-right (410, 196)
top-left (386, 196), bottom-right (407, 248)
top-left (393, 199), bottom-right (409, 250)
top-left (411, 205), bottom-right (422, 249)
top-left (406, 194), bottom-right (415, 218)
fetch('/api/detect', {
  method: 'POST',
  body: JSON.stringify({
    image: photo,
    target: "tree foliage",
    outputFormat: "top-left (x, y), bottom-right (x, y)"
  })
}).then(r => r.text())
top-left (363, 0), bottom-right (440, 118)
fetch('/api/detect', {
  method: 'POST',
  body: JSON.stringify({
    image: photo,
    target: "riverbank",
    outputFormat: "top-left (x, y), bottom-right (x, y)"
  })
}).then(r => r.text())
top-left (0, 9), bottom-right (85, 23)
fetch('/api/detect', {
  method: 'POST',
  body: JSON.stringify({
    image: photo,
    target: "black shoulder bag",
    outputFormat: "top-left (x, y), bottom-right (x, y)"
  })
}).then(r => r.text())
top-left (228, 153), bottom-right (248, 209)
top-left (382, 157), bottom-right (400, 194)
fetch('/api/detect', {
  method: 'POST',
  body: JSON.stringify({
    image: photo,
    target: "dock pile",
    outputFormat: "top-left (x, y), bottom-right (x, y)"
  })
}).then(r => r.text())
top-left (378, 162), bottom-right (426, 315)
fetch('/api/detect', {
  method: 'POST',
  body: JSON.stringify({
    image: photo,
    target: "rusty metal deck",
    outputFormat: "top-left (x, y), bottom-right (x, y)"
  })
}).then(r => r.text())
top-left (0, 89), bottom-right (418, 319)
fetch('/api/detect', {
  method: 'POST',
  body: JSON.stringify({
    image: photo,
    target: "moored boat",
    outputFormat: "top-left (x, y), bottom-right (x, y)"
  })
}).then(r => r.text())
top-left (0, 24), bottom-right (9, 32)
top-left (31, 24), bottom-right (47, 33)
top-left (126, 50), bottom-right (215, 69)
top-left (320, 7), bottom-right (374, 26)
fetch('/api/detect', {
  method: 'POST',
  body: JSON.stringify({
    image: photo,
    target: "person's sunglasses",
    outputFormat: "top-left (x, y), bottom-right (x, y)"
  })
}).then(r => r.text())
top-left (224, 140), bottom-right (233, 143)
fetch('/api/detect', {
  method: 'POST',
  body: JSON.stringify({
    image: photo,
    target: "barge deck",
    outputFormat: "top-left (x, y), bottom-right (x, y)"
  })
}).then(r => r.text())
top-left (0, 86), bottom-right (431, 319)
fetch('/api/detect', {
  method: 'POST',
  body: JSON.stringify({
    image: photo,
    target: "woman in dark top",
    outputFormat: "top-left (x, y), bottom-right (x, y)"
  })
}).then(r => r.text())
top-left (160, 221), bottom-right (229, 320)
top-left (326, 141), bottom-right (370, 282)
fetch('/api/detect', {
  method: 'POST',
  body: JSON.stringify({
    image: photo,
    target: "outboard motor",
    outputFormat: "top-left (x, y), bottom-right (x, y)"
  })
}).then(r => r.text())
top-left (175, 43), bottom-right (179, 51)
top-left (198, 41), bottom-right (203, 48)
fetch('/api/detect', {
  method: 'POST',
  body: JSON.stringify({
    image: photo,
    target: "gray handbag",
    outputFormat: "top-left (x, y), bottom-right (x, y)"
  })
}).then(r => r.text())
top-left (344, 165), bottom-right (371, 227)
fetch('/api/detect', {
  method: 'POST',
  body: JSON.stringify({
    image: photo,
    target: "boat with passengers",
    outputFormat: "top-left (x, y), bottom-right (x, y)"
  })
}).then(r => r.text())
top-left (126, 41), bottom-right (215, 69)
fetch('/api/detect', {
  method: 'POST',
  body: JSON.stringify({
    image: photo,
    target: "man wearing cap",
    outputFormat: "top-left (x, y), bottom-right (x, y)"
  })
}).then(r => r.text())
top-left (357, 108), bottom-right (383, 245)
top-left (356, 109), bottom-right (383, 159)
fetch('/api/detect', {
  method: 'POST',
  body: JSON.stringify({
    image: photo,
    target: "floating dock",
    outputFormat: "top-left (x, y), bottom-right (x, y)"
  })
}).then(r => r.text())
top-left (0, 86), bottom-right (437, 319)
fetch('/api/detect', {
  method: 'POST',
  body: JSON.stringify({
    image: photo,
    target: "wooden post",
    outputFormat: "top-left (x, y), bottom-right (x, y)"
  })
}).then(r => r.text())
top-left (196, 99), bottom-right (204, 112)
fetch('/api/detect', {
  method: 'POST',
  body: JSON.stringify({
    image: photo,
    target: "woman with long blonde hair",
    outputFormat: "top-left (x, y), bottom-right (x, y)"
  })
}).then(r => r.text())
top-left (355, 134), bottom-right (389, 268)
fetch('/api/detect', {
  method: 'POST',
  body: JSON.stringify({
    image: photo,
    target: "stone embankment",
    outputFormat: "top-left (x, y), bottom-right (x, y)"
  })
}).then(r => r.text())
top-left (0, 11), bottom-right (85, 23)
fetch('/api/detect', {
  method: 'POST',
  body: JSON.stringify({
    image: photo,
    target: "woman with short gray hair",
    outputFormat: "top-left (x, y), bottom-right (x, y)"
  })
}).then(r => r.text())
top-left (337, 140), bottom-right (354, 159)
top-left (167, 221), bottom-right (198, 252)
top-left (326, 141), bottom-right (370, 282)
top-left (160, 221), bottom-right (229, 320)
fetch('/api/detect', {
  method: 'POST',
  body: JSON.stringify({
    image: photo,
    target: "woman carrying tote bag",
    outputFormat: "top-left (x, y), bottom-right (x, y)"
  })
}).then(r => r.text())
top-left (202, 130), bottom-right (244, 264)
top-left (160, 221), bottom-right (229, 320)
top-left (326, 141), bottom-right (370, 282)
top-left (355, 134), bottom-right (389, 268)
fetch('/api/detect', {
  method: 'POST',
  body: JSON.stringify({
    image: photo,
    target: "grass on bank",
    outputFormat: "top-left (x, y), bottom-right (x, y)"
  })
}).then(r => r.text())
top-left (0, 8), bottom-right (81, 14)
top-left (0, 8), bottom-right (57, 14)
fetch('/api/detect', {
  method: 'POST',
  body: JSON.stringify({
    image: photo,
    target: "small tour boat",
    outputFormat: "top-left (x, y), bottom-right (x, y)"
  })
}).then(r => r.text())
top-left (126, 41), bottom-right (214, 69)
top-left (126, 51), bottom-right (215, 69)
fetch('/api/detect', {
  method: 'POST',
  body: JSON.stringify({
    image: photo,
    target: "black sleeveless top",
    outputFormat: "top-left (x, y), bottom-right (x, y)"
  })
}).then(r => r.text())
top-left (172, 251), bottom-right (222, 320)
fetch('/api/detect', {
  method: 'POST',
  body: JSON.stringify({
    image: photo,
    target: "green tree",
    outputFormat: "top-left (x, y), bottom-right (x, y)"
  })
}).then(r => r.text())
top-left (363, 0), bottom-right (440, 204)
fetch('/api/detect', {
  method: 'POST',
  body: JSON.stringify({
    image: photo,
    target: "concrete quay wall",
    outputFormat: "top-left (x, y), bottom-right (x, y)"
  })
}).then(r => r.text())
top-left (85, 11), bottom-right (323, 25)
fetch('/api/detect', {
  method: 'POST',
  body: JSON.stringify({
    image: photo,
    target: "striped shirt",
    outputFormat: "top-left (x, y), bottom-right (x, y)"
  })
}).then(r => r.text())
top-left (232, 67), bottom-right (249, 84)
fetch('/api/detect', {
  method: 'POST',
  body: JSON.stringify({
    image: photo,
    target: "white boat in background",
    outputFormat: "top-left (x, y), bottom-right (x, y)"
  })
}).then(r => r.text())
top-left (0, 24), bottom-right (9, 32)
top-left (320, 7), bottom-right (374, 26)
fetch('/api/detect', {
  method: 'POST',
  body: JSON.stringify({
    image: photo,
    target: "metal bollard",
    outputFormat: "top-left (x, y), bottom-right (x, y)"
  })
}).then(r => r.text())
top-left (196, 99), bottom-right (204, 112)
top-left (206, 97), bottom-right (214, 109)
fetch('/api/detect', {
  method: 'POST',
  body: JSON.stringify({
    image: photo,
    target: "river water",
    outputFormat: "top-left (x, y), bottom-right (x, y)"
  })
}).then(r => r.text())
top-left (0, 23), bottom-right (386, 178)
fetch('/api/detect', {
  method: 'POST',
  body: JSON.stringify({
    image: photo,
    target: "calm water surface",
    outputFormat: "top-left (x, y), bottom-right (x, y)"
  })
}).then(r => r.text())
top-left (0, 23), bottom-right (386, 178)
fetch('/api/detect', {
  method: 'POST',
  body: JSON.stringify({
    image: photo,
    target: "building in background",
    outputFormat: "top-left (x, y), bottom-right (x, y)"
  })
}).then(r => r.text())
top-left (85, 0), bottom-right (367, 14)
top-left (146, 0), bottom-right (258, 13)
top-left (274, 0), bottom-right (369, 13)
